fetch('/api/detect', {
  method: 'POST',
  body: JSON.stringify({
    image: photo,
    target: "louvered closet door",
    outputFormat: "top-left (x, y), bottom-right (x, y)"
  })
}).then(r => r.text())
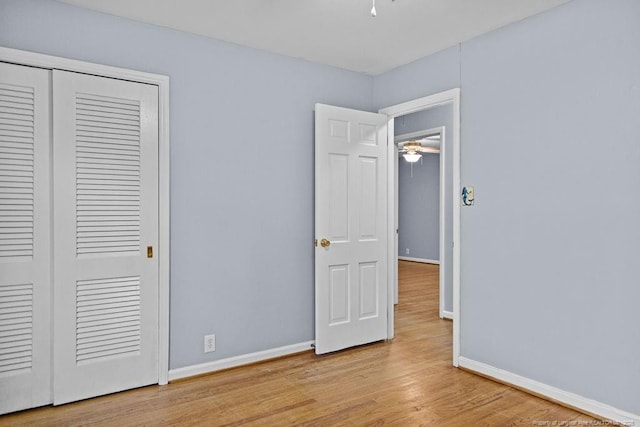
top-left (0, 63), bottom-right (51, 414)
top-left (52, 70), bottom-right (158, 405)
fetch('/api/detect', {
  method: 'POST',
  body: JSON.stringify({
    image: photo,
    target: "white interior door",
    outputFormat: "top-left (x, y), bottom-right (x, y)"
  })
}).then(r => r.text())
top-left (0, 62), bottom-right (51, 414)
top-left (52, 70), bottom-right (159, 405)
top-left (314, 104), bottom-right (388, 354)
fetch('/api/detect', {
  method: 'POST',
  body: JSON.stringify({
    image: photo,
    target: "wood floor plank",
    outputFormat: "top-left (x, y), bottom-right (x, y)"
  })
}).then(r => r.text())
top-left (0, 261), bottom-right (596, 426)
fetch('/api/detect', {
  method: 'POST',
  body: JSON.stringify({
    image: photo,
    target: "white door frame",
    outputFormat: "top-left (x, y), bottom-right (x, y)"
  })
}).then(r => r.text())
top-left (394, 126), bottom-right (446, 319)
top-left (0, 46), bottom-right (171, 384)
top-left (379, 88), bottom-right (461, 366)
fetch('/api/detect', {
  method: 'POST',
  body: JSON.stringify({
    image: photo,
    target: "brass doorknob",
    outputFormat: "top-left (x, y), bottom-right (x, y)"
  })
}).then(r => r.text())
top-left (320, 238), bottom-right (331, 248)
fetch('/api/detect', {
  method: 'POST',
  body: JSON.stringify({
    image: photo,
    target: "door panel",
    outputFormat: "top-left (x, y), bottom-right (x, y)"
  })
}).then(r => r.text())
top-left (52, 70), bottom-right (158, 405)
top-left (315, 104), bottom-right (388, 354)
top-left (358, 156), bottom-right (378, 239)
top-left (329, 264), bottom-right (349, 325)
top-left (328, 154), bottom-right (348, 241)
top-left (359, 262), bottom-right (378, 318)
top-left (0, 62), bottom-right (51, 414)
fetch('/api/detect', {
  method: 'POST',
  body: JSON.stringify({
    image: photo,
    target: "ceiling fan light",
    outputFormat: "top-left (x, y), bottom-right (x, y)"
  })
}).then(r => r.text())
top-left (403, 152), bottom-right (421, 163)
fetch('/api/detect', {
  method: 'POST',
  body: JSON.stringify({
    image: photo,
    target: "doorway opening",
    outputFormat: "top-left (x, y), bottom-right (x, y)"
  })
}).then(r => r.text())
top-left (395, 126), bottom-right (448, 319)
top-left (379, 89), bottom-right (461, 366)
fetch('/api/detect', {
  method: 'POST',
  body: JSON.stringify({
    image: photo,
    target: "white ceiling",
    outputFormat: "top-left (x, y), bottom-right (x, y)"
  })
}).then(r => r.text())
top-left (56, 0), bottom-right (570, 75)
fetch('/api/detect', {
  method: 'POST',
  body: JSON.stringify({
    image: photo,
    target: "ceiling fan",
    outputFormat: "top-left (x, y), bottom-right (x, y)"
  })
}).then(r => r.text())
top-left (398, 139), bottom-right (440, 163)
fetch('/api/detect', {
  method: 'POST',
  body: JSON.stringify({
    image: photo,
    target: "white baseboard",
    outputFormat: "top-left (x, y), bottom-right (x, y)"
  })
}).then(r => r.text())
top-left (441, 310), bottom-right (453, 320)
top-left (169, 341), bottom-right (314, 381)
top-left (458, 357), bottom-right (640, 425)
top-left (398, 256), bottom-right (440, 265)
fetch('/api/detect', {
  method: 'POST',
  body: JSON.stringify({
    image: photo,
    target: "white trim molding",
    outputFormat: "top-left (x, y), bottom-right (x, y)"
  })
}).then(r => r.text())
top-left (169, 341), bottom-right (315, 382)
top-left (458, 357), bottom-right (640, 425)
top-left (0, 46), bottom-right (171, 385)
top-left (398, 256), bottom-right (440, 264)
top-left (441, 310), bottom-right (453, 320)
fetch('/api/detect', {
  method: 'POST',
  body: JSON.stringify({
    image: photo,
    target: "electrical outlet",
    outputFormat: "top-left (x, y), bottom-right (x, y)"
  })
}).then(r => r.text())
top-left (405, 248), bottom-right (410, 255)
top-left (204, 334), bottom-right (216, 353)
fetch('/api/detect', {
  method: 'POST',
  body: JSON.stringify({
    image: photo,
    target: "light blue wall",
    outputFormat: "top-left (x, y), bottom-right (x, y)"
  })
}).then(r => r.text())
top-left (0, 0), bottom-right (373, 369)
top-left (373, 46), bottom-right (460, 110)
top-left (377, 0), bottom-right (640, 416)
top-left (397, 149), bottom-right (440, 261)
top-left (395, 105), bottom-right (454, 313)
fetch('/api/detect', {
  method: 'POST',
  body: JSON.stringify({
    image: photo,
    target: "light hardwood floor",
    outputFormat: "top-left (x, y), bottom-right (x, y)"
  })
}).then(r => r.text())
top-left (1, 261), bottom-right (595, 426)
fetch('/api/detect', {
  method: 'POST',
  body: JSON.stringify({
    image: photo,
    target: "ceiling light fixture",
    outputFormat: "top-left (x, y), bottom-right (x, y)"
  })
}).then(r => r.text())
top-left (400, 141), bottom-right (424, 163)
top-left (402, 152), bottom-right (421, 163)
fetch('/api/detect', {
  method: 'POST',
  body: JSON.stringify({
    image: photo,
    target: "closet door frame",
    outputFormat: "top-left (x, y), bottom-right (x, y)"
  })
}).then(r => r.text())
top-left (0, 46), bottom-right (171, 385)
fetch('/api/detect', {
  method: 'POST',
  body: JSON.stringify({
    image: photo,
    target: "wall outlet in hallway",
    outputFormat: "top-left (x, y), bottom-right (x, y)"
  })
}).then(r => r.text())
top-left (204, 334), bottom-right (216, 353)
top-left (405, 248), bottom-right (410, 255)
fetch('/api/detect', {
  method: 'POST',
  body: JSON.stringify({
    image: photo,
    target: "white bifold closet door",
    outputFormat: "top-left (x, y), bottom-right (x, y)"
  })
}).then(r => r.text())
top-left (52, 70), bottom-right (159, 405)
top-left (0, 62), bottom-right (52, 414)
top-left (0, 64), bottom-right (160, 414)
